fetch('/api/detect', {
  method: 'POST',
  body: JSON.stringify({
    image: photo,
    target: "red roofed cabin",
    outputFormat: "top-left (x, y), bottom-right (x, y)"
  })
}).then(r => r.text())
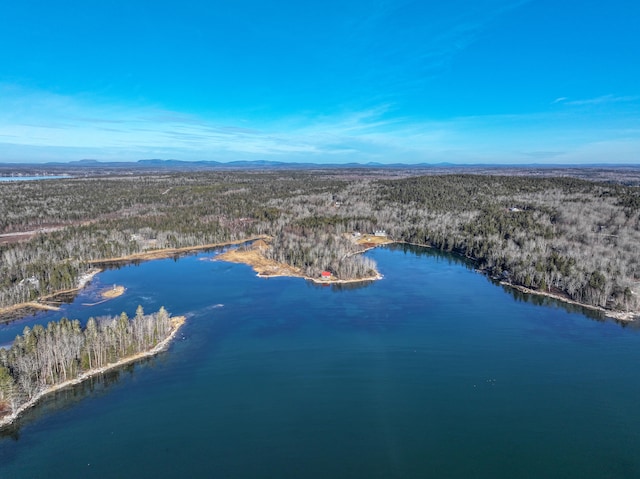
top-left (321, 271), bottom-right (332, 279)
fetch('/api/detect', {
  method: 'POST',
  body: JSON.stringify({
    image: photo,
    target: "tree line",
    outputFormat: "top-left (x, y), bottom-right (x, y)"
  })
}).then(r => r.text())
top-left (0, 306), bottom-right (175, 417)
top-left (1, 169), bottom-right (638, 313)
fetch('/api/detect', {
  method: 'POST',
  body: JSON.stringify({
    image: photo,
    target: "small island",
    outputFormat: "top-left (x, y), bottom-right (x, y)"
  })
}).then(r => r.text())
top-left (0, 306), bottom-right (185, 429)
top-left (1, 169), bottom-right (638, 327)
top-left (101, 284), bottom-right (126, 299)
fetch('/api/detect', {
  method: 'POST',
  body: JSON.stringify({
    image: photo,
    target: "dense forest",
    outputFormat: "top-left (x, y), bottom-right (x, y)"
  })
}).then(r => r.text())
top-left (0, 168), bottom-right (639, 314)
top-left (0, 306), bottom-right (176, 419)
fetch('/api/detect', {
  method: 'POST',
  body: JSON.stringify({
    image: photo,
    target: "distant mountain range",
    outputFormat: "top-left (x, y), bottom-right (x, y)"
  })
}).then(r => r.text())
top-left (1, 158), bottom-right (637, 171)
top-left (55, 159), bottom-right (461, 169)
top-left (43, 159), bottom-right (640, 168)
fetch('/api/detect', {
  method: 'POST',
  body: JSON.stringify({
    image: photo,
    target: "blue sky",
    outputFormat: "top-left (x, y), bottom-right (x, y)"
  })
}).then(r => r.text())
top-left (0, 0), bottom-right (638, 164)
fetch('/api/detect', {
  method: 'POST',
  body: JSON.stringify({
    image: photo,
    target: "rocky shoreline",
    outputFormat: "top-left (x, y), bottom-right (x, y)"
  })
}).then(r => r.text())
top-left (0, 316), bottom-right (186, 430)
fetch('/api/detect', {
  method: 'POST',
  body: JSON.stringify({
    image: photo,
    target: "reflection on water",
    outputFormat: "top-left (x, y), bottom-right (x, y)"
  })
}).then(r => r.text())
top-left (392, 242), bottom-right (626, 325)
top-left (307, 280), bottom-right (376, 292)
top-left (388, 242), bottom-right (475, 268)
top-left (0, 365), bottom-right (133, 440)
top-left (499, 282), bottom-right (606, 320)
top-left (2, 246), bottom-right (640, 479)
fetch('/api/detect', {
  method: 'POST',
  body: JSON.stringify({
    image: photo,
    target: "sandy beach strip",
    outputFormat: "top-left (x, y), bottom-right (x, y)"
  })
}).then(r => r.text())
top-left (0, 301), bottom-right (60, 316)
top-left (502, 282), bottom-right (638, 321)
top-left (216, 242), bottom-right (383, 285)
top-left (0, 238), bottom-right (264, 319)
top-left (0, 269), bottom-right (103, 321)
top-left (101, 285), bottom-right (126, 299)
top-left (87, 236), bottom-right (268, 264)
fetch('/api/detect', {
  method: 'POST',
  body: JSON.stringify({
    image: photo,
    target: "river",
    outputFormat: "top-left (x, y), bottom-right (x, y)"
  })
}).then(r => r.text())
top-left (1, 244), bottom-right (639, 478)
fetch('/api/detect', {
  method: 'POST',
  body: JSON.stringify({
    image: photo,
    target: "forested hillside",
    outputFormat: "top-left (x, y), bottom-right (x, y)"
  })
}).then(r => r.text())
top-left (1, 169), bottom-right (638, 314)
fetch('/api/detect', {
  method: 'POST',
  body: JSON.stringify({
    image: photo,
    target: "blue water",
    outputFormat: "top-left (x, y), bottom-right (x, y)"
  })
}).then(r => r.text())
top-left (0, 176), bottom-right (70, 182)
top-left (1, 245), bottom-right (640, 478)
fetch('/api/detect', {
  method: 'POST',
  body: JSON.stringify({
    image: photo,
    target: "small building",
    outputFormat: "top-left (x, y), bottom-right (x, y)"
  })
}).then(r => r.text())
top-left (321, 271), bottom-right (332, 278)
top-left (374, 230), bottom-right (387, 237)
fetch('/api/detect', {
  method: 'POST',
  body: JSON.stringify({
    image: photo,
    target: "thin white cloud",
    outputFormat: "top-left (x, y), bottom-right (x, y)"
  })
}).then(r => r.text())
top-left (554, 94), bottom-right (640, 106)
top-left (0, 85), bottom-right (639, 164)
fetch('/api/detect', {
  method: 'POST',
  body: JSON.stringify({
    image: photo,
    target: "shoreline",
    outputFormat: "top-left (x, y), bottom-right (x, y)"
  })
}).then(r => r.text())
top-left (256, 269), bottom-right (382, 284)
top-left (0, 237), bottom-right (265, 322)
top-left (500, 281), bottom-right (637, 321)
top-left (393, 239), bottom-right (638, 321)
top-left (1, 235), bottom-right (635, 325)
top-left (87, 236), bottom-right (268, 264)
top-left (0, 301), bottom-right (60, 315)
top-left (0, 268), bottom-right (102, 323)
top-left (0, 315), bottom-right (186, 430)
top-left (305, 273), bottom-right (382, 284)
top-left (101, 285), bottom-right (126, 299)
top-left (215, 243), bottom-right (383, 285)
top-left (216, 238), bottom-right (638, 319)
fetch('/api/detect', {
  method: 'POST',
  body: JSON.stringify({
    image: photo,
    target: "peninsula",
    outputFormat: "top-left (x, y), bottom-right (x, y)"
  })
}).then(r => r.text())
top-left (0, 307), bottom-right (185, 429)
top-left (0, 167), bottom-right (638, 321)
top-left (0, 238), bottom-right (267, 323)
top-left (215, 234), bottom-right (391, 284)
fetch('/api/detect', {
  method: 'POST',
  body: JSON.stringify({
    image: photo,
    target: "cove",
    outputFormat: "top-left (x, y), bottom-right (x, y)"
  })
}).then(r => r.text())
top-left (1, 244), bottom-right (640, 478)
